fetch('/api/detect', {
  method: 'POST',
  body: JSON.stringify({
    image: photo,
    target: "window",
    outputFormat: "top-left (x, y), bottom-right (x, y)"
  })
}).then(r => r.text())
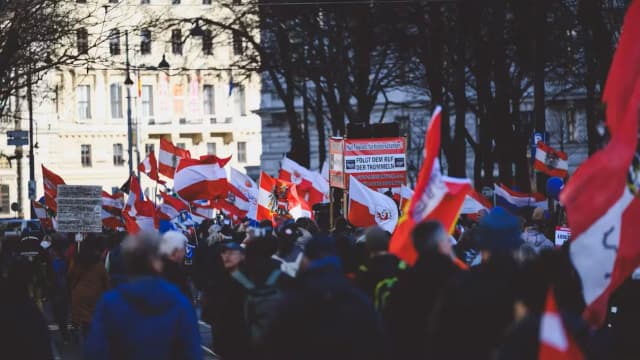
top-left (172, 0), bottom-right (180, 4)
top-left (109, 0), bottom-right (118, 3)
top-left (113, 144), bottom-right (125, 166)
top-left (176, 142), bottom-right (186, 149)
top-left (81, 144), bottom-right (92, 167)
top-left (207, 142), bottom-right (216, 156)
top-left (109, 29), bottom-right (121, 55)
top-left (110, 84), bottom-right (123, 118)
top-left (77, 0), bottom-right (86, 3)
top-left (140, 29), bottom-right (152, 55)
top-left (203, 85), bottom-right (215, 115)
top-left (141, 0), bottom-right (149, 4)
top-left (142, 85), bottom-right (154, 117)
top-left (203, 29), bottom-right (213, 55)
top-left (234, 85), bottom-right (246, 116)
top-left (0, 185), bottom-right (8, 214)
top-left (172, 29), bottom-right (182, 55)
top-left (145, 143), bottom-right (155, 156)
top-left (77, 85), bottom-right (91, 119)
top-left (77, 28), bottom-right (88, 54)
top-left (237, 142), bottom-right (247, 163)
top-left (232, 31), bottom-right (243, 56)
top-left (567, 109), bottom-right (576, 143)
top-left (172, 84), bottom-right (184, 117)
top-left (203, 0), bottom-right (212, 4)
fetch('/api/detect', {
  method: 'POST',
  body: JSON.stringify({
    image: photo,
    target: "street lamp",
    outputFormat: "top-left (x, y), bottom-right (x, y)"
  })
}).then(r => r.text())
top-left (124, 30), bottom-right (134, 177)
top-left (158, 54), bottom-right (170, 70)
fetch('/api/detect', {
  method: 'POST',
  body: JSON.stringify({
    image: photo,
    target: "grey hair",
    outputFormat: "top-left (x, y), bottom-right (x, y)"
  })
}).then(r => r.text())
top-left (121, 231), bottom-right (162, 276)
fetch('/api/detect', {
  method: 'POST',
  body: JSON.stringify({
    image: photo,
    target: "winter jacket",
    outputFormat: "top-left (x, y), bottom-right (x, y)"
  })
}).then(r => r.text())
top-left (354, 253), bottom-right (403, 300)
top-left (106, 245), bottom-right (126, 287)
top-left (70, 262), bottom-right (109, 324)
top-left (427, 255), bottom-right (520, 360)
top-left (384, 251), bottom-right (458, 359)
top-left (265, 256), bottom-right (388, 360)
top-left (161, 258), bottom-right (191, 300)
top-left (521, 227), bottom-right (554, 253)
top-left (84, 277), bottom-right (201, 360)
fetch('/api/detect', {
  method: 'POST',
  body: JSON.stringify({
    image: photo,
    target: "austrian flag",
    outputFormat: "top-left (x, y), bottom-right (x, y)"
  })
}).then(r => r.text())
top-left (159, 138), bottom-right (191, 179)
top-left (173, 157), bottom-right (227, 201)
top-left (138, 151), bottom-right (165, 184)
top-left (348, 176), bottom-right (399, 233)
top-left (535, 141), bottom-right (569, 178)
top-left (42, 165), bottom-right (65, 213)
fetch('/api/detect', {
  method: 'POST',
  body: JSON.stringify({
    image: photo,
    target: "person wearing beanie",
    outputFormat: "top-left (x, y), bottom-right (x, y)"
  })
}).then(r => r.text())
top-left (426, 207), bottom-right (523, 359)
top-left (159, 231), bottom-right (191, 300)
top-left (354, 226), bottom-right (403, 300)
top-left (264, 234), bottom-right (388, 360)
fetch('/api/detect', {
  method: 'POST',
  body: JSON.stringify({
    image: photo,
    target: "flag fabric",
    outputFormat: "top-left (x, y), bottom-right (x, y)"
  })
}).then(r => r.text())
top-left (461, 189), bottom-right (493, 214)
top-left (215, 184), bottom-right (251, 222)
top-left (191, 201), bottom-right (215, 220)
top-left (279, 156), bottom-right (314, 193)
top-left (309, 171), bottom-right (330, 206)
top-left (159, 138), bottom-right (191, 179)
top-left (399, 185), bottom-right (414, 212)
top-left (257, 172), bottom-right (311, 223)
top-left (229, 167), bottom-right (258, 220)
top-left (389, 107), bottom-right (472, 265)
top-left (122, 176), bottom-right (156, 234)
top-left (601, 0), bottom-right (640, 137)
top-left (534, 142), bottom-right (569, 178)
top-left (539, 288), bottom-right (585, 360)
top-left (32, 201), bottom-right (53, 230)
top-left (42, 165), bottom-right (65, 213)
top-left (138, 151), bottom-right (165, 184)
top-left (173, 157), bottom-right (227, 201)
top-left (102, 210), bottom-right (125, 231)
top-left (156, 192), bottom-right (190, 221)
top-left (348, 176), bottom-right (399, 233)
top-left (199, 154), bottom-right (232, 168)
top-left (102, 191), bottom-right (124, 216)
top-left (494, 184), bottom-right (547, 212)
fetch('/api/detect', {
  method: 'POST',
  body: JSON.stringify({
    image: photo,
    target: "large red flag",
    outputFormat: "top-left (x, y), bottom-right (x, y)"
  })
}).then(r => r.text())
top-left (42, 165), bottom-right (65, 213)
top-left (539, 288), bottom-right (585, 360)
top-left (257, 171), bottom-right (311, 224)
top-left (122, 175), bottom-right (156, 234)
top-left (173, 157), bottom-right (227, 201)
top-left (560, 2), bottom-right (640, 328)
top-left (348, 176), bottom-right (399, 233)
top-left (389, 107), bottom-right (472, 265)
top-left (138, 150), bottom-right (165, 184)
top-left (158, 138), bottom-right (191, 179)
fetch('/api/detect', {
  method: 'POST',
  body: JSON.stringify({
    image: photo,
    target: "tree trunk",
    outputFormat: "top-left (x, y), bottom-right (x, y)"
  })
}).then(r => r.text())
top-left (449, 4), bottom-right (467, 178)
top-left (534, 0), bottom-right (547, 193)
top-left (315, 83), bottom-right (327, 168)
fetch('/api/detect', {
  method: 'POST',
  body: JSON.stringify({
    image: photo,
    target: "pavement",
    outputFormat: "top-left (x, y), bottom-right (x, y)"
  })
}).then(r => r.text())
top-left (45, 304), bottom-right (218, 360)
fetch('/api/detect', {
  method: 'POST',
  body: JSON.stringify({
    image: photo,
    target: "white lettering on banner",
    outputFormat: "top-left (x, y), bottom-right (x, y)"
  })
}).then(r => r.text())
top-left (345, 141), bottom-right (404, 152)
top-left (344, 154), bottom-right (406, 173)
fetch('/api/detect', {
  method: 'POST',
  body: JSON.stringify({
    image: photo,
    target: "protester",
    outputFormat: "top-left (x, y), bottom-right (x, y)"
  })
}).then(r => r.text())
top-left (272, 220), bottom-right (304, 277)
top-left (354, 226), bottom-right (403, 300)
top-left (48, 234), bottom-right (71, 343)
top-left (105, 232), bottom-right (127, 287)
top-left (521, 207), bottom-right (554, 253)
top-left (159, 231), bottom-right (191, 299)
top-left (265, 234), bottom-right (388, 360)
top-left (84, 232), bottom-right (201, 360)
top-left (384, 221), bottom-right (460, 359)
top-left (426, 207), bottom-right (524, 359)
top-left (69, 236), bottom-right (109, 337)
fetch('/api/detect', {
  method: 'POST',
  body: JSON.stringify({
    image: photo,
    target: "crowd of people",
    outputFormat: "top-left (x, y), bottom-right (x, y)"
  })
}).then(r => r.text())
top-left (0, 206), bottom-right (638, 359)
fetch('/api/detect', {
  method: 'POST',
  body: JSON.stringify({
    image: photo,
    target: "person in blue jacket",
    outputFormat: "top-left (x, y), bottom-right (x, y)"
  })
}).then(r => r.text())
top-left (85, 232), bottom-right (201, 360)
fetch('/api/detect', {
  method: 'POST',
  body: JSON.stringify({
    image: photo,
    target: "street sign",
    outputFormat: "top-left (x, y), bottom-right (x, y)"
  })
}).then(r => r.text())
top-left (56, 185), bottom-right (102, 233)
top-left (7, 130), bottom-right (28, 146)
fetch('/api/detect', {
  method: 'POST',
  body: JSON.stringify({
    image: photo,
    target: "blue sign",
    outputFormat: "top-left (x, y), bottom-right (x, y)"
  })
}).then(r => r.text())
top-left (7, 130), bottom-right (28, 146)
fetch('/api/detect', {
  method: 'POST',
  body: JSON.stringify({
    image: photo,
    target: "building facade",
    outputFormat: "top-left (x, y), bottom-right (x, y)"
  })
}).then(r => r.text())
top-left (0, 0), bottom-right (262, 217)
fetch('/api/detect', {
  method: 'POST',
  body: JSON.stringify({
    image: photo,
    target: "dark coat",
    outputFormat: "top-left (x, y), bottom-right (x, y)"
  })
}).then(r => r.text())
top-left (426, 255), bottom-right (520, 360)
top-left (161, 258), bottom-right (191, 300)
top-left (70, 262), bottom-right (109, 324)
top-left (264, 257), bottom-right (388, 360)
top-left (607, 278), bottom-right (640, 359)
top-left (384, 251), bottom-right (458, 359)
top-left (84, 277), bottom-right (201, 360)
top-left (354, 253), bottom-right (402, 300)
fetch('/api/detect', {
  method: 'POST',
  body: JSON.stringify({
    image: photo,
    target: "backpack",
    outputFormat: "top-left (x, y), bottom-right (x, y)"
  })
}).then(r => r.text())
top-left (372, 261), bottom-right (407, 312)
top-left (231, 269), bottom-right (283, 346)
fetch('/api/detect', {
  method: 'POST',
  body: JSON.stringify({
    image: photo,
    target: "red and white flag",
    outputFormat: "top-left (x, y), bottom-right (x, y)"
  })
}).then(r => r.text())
top-left (42, 165), bottom-right (65, 213)
top-left (102, 210), bottom-right (124, 231)
top-left (539, 288), bottom-right (584, 360)
top-left (348, 176), bottom-right (399, 233)
top-left (138, 151), bottom-right (165, 184)
top-left (173, 157), bottom-right (227, 201)
top-left (461, 189), bottom-right (492, 215)
top-left (389, 107), bottom-right (472, 265)
top-left (399, 185), bottom-right (414, 212)
top-left (229, 167), bottom-right (258, 219)
top-left (191, 200), bottom-right (215, 220)
top-left (156, 192), bottom-right (189, 221)
top-left (32, 201), bottom-right (53, 230)
top-left (199, 154), bottom-right (232, 168)
top-left (102, 191), bottom-right (124, 216)
top-left (257, 172), bottom-right (311, 223)
top-left (309, 171), bottom-right (330, 206)
top-left (122, 176), bottom-right (156, 234)
top-left (159, 138), bottom-right (191, 179)
top-left (560, 2), bottom-right (640, 328)
top-left (279, 156), bottom-right (313, 194)
top-left (215, 186), bottom-right (250, 222)
top-left (534, 142), bottom-right (569, 178)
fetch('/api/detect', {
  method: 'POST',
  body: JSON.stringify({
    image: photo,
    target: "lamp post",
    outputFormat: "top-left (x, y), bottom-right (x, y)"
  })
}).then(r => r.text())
top-left (124, 30), bottom-right (134, 177)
